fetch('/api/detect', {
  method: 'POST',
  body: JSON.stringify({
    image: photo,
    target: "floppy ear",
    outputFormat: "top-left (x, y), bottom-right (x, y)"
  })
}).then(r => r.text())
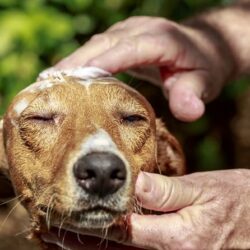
top-left (156, 119), bottom-right (185, 176)
top-left (0, 120), bottom-right (15, 201)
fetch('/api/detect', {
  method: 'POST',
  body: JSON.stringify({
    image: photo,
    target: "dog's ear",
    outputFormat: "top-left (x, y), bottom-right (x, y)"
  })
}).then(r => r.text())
top-left (0, 120), bottom-right (15, 201)
top-left (156, 119), bottom-right (185, 175)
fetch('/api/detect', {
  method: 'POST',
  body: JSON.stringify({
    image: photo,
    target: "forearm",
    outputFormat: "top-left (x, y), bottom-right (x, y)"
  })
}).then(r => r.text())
top-left (184, 2), bottom-right (250, 78)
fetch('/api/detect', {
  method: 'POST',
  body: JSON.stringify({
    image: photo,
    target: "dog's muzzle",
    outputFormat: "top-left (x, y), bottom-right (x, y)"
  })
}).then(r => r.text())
top-left (73, 152), bottom-right (127, 197)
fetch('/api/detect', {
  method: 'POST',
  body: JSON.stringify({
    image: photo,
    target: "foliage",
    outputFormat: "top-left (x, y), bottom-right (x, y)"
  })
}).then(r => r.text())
top-left (0, 0), bottom-right (248, 171)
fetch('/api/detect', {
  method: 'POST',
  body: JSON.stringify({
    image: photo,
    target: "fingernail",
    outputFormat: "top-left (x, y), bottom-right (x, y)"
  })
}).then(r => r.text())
top-left (38, 67), bottom-right (56, 80)
top-left (174, 92), bottom-right (205, 121)
top-left (189, 93), bottom-right (204, 112)
top-left (86, 58), bottom-right (100, 67)
top-left (164, 76), bottom-right (178, 89)
top-left (135, 172), bottom-right (153, 195)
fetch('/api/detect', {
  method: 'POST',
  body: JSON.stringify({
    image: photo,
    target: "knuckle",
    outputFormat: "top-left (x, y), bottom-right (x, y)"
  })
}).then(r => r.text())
top-left (90, 33), bottom-right (103, 41)
top-left (127, 15), bottom-right (151, 23)
top-left (150, 17), bottom-right (178, 32)
top-left (107, 20), bottom-right (124, 31)
top-left (118, 38), bottom-right (137, 53)
top-left (89, 33), bottom-right (112, 48)
top-left (145, 33), bottom-right (169, 52)
top-left (90, 33), bottom-right (106, 42)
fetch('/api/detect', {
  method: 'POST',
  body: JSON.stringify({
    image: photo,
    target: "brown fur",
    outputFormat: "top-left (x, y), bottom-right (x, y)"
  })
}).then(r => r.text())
top-left (0, 77), bottom-right (185, 248)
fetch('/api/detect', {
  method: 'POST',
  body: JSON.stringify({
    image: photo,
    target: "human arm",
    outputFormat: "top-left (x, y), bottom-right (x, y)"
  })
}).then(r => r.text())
top-left (50, 2), bottom-right (250, 122)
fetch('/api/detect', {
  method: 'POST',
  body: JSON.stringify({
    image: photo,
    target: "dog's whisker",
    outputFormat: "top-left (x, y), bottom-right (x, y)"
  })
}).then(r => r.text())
top-left (58, 210), bottom-right (65, 237)
top-left (46, 194), bottom-right (56, 230)
top-left (15, 226), bottom-right (31, 236)
top-left (48, 201), bottom-right (55, 230)
top-left (77, 232), bottom-right (84, 245)
top-left (0, 198), bottom-right (24, 232)
top-left (58, 214), bottom-right (68, 238)
top-left (105, 238), bottom-right (109, 250)
top-left (98, 226), bottom-right (109, 249)
top-left (35, 185), bottom-right (57, 203)
top-left (104, 227), bottom-right (109, 249)
top-left (79, 214), bottom-right (84, 227)
top-left (45, 196), bottom-right (52, 228)
top-left (61, 229), bottom-right (68, 250)
top-left (0, 194), bottom-right (23, 206)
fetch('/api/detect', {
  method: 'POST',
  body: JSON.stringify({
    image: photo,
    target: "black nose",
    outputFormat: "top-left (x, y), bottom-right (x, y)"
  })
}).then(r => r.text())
top-left (73, 152), bottom-right (127, 197)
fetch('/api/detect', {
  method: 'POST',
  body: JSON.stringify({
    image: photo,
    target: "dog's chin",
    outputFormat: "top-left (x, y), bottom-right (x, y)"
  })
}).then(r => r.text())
top-left (49, 207), bottom-right (127, 231)
top-left (70, 209), bottom-right (120, 229)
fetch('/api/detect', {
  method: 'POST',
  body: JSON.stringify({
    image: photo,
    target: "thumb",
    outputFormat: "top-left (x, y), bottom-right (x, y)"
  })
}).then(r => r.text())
top-left (135, 172), bottom-right (202, 212)
top-left (163, 70), bottom-right (220, 122)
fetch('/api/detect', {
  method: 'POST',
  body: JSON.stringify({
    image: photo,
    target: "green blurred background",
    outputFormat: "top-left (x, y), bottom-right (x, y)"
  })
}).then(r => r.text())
top-left (0, 0), bottom-right (249, 172)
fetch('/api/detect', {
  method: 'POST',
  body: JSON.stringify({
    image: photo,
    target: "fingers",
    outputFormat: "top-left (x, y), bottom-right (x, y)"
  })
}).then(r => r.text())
top-left (55, 34), bottom-right (116, 69)
top-left (55, 19), bottom-right (154, 70)
top-left (128, 213), bottom-right (183, 250)
top-left (135, 172), bottom-right (202, 212)
top-left (129, 214), bottom-right (167, 250)
top-left (164, 70), bottom-right (209, 121)
top-left (107, 16), bottom-right (156, 32)
top-left (86, 33), bottom-right (179, 73)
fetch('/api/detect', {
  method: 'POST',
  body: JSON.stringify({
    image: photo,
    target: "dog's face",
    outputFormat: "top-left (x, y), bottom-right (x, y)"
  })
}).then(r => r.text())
top-left (1, 75), bottom-right (184, 232)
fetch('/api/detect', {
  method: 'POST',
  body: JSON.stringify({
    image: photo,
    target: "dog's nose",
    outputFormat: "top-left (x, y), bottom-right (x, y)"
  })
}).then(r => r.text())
top-left (73, 152), bottom-right (127, 197)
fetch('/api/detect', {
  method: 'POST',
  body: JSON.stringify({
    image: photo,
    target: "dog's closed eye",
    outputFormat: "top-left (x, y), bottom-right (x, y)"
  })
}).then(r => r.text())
top-left (121, 114), bottom-right (147, 123)
top-left (24, 113), bottom-right (61, 125)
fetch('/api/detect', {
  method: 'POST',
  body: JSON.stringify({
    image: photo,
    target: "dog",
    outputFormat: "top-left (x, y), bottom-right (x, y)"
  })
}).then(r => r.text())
top-left (0, 67), bottom-right (185, 249)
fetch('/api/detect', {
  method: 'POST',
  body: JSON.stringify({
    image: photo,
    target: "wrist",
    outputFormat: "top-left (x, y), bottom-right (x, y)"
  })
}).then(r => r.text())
top-left (183, 4), bottom-right (250, 78)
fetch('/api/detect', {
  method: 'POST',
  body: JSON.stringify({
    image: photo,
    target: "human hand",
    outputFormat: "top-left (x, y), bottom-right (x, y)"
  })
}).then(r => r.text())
top-left (52, 16), bottom-right (234, 121)
top-left (43, 169), bottom-right (250, 249)
top-left (122, 170), bottom-right (250, 249)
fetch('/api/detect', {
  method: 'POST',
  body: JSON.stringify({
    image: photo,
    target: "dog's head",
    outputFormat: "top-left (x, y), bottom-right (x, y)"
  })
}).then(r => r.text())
top-left (0, 67), bottom-right (184, 233)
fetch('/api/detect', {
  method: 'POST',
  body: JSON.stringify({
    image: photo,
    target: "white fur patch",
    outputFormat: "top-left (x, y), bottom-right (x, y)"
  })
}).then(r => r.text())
top-left (14, 98), bottom-right (29, 115)
top-left (20, 79), bottom-right (62, 94)
top-left (0, 120), bottom-right (3, 130)
top-left (81, 129), bottom-right (118, 153)
top-left (78, 129), bottom-right (131, 188)
top-left (69, 129), bottom-right (131, 199)
top-left (38, 66), bottom-right (111, 82)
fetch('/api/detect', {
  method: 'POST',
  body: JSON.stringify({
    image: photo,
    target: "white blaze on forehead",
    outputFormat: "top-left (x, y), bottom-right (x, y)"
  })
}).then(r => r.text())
top-left (38, 66), bottom-right (111, 81)
top-left (79, 129), bottom-right (130, 177)
top-left (14, 98), bottom-right (29, 115)
top-left (20, 79), bottom-right (63, 94)
top-left (81, 129), bottom-right (118, 153)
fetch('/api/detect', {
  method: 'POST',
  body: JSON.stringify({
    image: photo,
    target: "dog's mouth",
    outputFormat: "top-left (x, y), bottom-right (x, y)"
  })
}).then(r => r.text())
top-left (69, 206), bottom-right (126, 229)
top-left (39, 204), bottom-right (127, 229)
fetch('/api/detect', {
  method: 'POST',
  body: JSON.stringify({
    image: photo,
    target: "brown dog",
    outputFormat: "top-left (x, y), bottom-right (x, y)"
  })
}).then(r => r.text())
top-left (0, 67), bottom-right (185, 249)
